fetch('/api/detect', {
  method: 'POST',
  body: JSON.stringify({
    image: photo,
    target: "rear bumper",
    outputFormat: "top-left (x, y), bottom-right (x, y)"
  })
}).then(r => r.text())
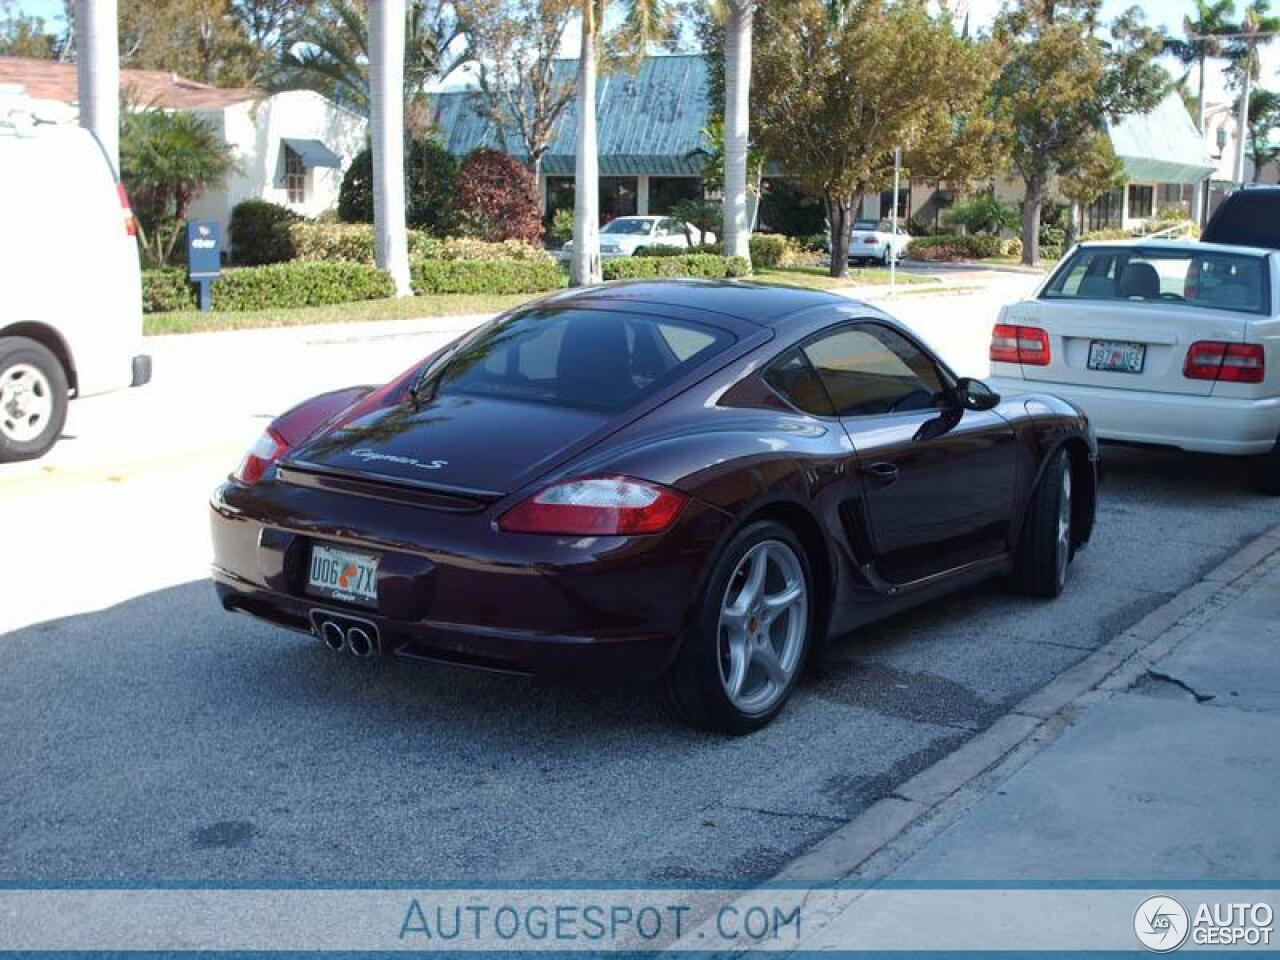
top-left (988, 376), bottom-right (1280, 456)
top-left (131, 354), bottom-right (152, 388)
top-left (209, 479), bottom-right (729, 684)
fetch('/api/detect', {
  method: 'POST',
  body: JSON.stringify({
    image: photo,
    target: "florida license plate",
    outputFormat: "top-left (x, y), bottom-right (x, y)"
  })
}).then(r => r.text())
top-left (307, 544), bottom-right (379, 607)
top-left (1088, 339), bottom-right (1146, 374)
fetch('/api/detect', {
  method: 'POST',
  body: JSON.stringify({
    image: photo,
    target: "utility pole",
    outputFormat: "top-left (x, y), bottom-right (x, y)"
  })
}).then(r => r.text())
top-left (369, 0), bottom-right (412, 297)
top-left (890, 147), bottom-right (901, 297)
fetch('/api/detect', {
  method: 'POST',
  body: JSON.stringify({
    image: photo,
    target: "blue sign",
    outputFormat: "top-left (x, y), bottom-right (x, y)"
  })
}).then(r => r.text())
top-left (186, 220), bottom-right (222, 311)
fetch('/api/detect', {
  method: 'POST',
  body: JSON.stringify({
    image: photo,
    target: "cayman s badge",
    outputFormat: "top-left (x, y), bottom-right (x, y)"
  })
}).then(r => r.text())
top-left (350, 448), bottom-right (448, 471)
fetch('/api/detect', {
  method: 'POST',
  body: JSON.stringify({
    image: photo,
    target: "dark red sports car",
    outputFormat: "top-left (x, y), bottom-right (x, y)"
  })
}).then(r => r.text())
top-left (211, 280), bottom-right (1097, 732)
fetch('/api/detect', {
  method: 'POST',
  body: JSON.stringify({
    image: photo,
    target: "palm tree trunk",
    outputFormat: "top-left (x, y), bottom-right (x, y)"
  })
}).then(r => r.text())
top-left (722, 0), bottom-right (753, 264)
top-left (1233, 62), bottom-right (1253, 185)
top-left (570, 2), bottom-right (601, 286)
top-left (1193, 52), bottom-right (1208, 224)
top-left (369, 0), bottom-right (413, 297)
top-left (74, 0), bottom-right (120, 173)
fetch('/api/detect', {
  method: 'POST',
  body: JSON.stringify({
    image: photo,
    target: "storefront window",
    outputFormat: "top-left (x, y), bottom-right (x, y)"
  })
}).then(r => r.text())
top-left (648, 177), bottom-right (703, 214)
top-left (600, 177), bottom-right (639, 222)
top-left (1127, 184), bottom-right (1154, 219)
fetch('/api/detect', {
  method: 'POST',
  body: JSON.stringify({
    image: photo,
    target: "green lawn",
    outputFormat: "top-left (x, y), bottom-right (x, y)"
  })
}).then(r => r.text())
top-left (143, 265), bottom-right (934, 336)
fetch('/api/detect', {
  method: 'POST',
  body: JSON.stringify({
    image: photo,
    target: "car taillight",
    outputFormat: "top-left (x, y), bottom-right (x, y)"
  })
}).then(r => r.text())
top-left (497, 476), bottom-right (688, 536)
top-left (990, 324), bottom-right (1051, 366)
top-left (1184, 341), bottom-right (1265, 384)
top-left (117, 181), bottom-right (137, 237)
top-left (864, 236), bottom-right (878, 244)
top-left (234, 428), bottom-right (288, 485)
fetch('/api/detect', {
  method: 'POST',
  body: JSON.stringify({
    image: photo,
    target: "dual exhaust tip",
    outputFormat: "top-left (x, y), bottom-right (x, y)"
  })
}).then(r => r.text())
top-left (316, 616), bottom-right (378, 658)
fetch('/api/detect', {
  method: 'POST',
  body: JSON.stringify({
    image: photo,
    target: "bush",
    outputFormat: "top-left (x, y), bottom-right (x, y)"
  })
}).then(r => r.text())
top-left (1039, 244), bottom-right (1064, 261)
top-left (454, 148), bottom-right (542, 244)
top-left (338, 139), bottom-right (459, 234)
top-left (410, 258), bottom-right (564, 295)
top-left (549, 208), bottom-right (574, 242)
top-left (749, 233), bottom-right (789, 268)
top-left (634, 243), bottom-right (721, 257)
top-left (229, 200), bottom-right (300, 266)
top-left (142, 268), bottom-right (196, 312)
top-left (943, 193), bottom-right (1020, 235)
top-left (907, 234), bottom-right (1002, 261)
top-left (1081, 228), bottom-right (1131, 242)
top-left (1002, 237), bottom-right (1023, 259)
top-left (289, 222), bottom-right (550, 264)
top-left (602, 254), bottom-right (749, 281)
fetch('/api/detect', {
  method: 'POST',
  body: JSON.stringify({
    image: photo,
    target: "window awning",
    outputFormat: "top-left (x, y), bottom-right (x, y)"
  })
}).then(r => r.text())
top-left (1107, 93), bottom-right (1216, 186)
top-left (281, 137), bottom-right (341, 169)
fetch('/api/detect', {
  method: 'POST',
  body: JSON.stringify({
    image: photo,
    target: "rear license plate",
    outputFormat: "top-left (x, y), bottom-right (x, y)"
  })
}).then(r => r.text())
top-left (307, 544), bottom-right (379, 607)
top-left (1088, 339), bottom-right (1146, 374)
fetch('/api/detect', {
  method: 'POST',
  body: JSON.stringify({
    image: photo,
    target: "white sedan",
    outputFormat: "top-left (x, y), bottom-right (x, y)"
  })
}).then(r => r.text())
top-left (845, 219), bottom-right (911, 264)
top-left (561, 216), bottom-right (713, 260)
top-left (985, 239), bottom-right (1280, 493)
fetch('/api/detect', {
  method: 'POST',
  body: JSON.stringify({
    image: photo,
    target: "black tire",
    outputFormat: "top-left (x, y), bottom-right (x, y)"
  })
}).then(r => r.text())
top-left (1247, 438), bottom-right (1280, 495)
top-left (0, 336), bottom-right (68, 463)
top-left (661, 520), bottom-right (815, 735)
top-left (1015, 449), bottom-right (1074, 598)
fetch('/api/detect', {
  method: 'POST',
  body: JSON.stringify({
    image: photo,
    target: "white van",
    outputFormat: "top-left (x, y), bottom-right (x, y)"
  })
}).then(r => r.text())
top-left (0, 100), bottom-right (151, 462)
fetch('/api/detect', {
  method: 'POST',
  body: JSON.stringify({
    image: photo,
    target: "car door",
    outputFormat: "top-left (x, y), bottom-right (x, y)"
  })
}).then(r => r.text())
top-left (801, 322), bottom-right (1018, 585)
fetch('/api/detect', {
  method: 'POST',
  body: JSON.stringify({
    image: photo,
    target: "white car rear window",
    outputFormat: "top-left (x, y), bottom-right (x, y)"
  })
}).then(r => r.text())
top-left (1043, 247), bottom-right (1271, 316)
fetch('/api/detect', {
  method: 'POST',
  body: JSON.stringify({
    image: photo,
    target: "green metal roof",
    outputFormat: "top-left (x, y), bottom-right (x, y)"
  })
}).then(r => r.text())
top-left (1107, 92), bottom-right (1216, 185)
top-left (429, 54), bottom-right (711, 176)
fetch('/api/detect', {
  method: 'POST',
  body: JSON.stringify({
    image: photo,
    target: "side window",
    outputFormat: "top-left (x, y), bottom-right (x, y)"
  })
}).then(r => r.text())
top-left (802, 324), bottom-right (947, 417)
top-left (763, 348), bottom-right (835, 416)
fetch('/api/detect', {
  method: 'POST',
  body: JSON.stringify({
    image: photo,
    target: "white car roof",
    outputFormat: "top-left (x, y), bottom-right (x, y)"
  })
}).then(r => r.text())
top-left (1076, 237), bottom-right (1274, 258)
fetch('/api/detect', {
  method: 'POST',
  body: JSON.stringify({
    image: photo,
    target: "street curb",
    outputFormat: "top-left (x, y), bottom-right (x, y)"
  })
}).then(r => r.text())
top-left (769, 523), bottom-right (1280, 886)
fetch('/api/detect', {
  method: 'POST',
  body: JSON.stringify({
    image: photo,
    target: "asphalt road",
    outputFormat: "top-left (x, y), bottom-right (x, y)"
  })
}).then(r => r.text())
top-left (4, 274), bottom-right (1279, 885)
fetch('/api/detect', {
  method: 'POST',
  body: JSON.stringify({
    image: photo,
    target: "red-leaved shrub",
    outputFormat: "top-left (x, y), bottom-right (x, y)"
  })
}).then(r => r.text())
top-left (454, 148), bottom-right (543, 244)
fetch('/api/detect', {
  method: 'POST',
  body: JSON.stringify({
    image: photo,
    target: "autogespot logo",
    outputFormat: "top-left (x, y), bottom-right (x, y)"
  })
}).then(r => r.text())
top-left (1134, 895), bottom-right (1191, 952)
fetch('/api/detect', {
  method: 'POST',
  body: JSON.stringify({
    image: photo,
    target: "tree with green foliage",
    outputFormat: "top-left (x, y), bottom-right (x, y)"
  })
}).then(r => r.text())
top-left (944, 192), bottom-right (1020, 235)
top-left (1246, 87), bottom-right (1280, 180)
top-left (0, 0), bottom-right (61, 58)
top-left (1225, 0), bottom-right (1280, 183)
top-left (1164, 0), bottom-right (1237, 132)
top-left (119, 108), bottom-right (236, 267)
top-left (753, 0), bottom-right (1000, 278)
top-left (338, 138), bottom-right (459, 234)
top-left (993, 0), bottom-right (1167, 265)
top-left (270, 0), bottom-right (468, 112)
top-left (1058, 137), bottom-right (1125, 246)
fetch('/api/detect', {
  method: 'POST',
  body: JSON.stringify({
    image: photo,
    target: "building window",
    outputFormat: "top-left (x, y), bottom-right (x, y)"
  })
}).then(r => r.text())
top-left (1127, 184), bottom-right (1154, 220)
top-left (648, 177), bottom-right (703, 215)
top-left (284, 146), bottom-right (306, 204)
top-left (1087, 188), bottom-right (1123, 232)
top-left (599, 177), bottom-right (639, 222)
top-left (879, 184), bottom-right (911, 221)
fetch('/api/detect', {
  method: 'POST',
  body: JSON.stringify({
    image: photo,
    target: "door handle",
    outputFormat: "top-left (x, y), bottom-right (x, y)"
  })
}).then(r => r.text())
top-left (863, 461), bottom-right (900, 486)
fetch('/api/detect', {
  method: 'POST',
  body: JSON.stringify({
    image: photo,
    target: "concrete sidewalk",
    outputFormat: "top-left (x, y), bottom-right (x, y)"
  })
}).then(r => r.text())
top-left (787, 526), bottom-right (1280, 948)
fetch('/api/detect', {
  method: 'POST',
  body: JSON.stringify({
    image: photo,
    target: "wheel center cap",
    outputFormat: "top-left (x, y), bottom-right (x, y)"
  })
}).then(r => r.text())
top-left (747, 615), bottom-right (760, 634)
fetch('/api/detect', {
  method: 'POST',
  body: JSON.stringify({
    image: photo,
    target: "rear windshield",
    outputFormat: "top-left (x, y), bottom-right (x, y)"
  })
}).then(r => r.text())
top-left (853, 220), bottom-right (891, 232)
top-left (1042, 246), bottom-right (1271, 316)
top-left (1203, 191), bottom-right (1280, 249)
top-left (432, 308), bottom-right (733, 412)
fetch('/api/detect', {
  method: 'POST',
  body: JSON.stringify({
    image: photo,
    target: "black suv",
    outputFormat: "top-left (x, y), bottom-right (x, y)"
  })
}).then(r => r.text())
top-left (1202, 186), bottom-right (1280, 249)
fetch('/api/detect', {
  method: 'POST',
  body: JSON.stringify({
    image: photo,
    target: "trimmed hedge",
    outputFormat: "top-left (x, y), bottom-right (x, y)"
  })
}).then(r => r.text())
top-left (229, 200), bottom-right (300, 265)
top-left (142, 268), bottom-right (197, 313)
top-left (410, 258), bottom-right (564, 295)
top-left (602, 254), bottom-right (750, 280)
top-left (142, 262), bottom-right (394, 313)
top-left (749, 234), bottom-right (789, 268)
top-left (290, 222), bottom-right (550, 264)
top-left (907, 234), bottom-right (1002, 261)
top-left (634, 243), bottom-right (721, 257)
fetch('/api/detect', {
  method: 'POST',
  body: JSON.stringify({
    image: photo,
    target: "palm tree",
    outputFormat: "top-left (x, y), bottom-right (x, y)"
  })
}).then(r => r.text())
top-left (1228, 0), bottom-right (1280, 184)
top-left (369, 0), bottom-right (412, 296)
top-left (1164, 0), bottom-right (1236, 220)
top-left (720, 0), bottom-right (753, 263)
top-left (73, 0), bottom-right (120, 171)
top-left (569, 0), bottom-right (669, 287)
top-left (1246, 87), bottom-right (1280, 180)
top-left (273, 0), bottom-right (469, 113)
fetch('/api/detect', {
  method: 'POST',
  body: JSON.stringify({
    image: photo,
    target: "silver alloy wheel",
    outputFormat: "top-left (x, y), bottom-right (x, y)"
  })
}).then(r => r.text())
top-left (1055, 464), bottom-right (1073, 588)
top-left (717, 539), bottom-right (809, 715)
top-left (0, 363), bottom-right (54, 444)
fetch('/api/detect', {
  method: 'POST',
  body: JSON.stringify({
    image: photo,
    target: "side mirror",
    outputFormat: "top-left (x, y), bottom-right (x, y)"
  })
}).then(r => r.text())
top-left (955, 377), bottom-right (1001, 412)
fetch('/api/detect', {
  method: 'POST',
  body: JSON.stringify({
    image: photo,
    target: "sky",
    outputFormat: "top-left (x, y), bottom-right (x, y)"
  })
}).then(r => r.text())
top-left (9, 0), bottom-right (1280, 105)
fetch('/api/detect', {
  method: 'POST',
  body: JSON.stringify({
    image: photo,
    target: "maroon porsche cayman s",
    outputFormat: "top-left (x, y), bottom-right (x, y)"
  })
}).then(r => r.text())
top-left (210, 280), bottom-right (1098, 732)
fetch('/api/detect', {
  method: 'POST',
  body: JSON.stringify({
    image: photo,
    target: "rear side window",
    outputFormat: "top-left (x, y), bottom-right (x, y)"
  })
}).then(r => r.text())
top-left (1203, 192), bottom-right (1280, 249)
top-left (764, 348), bottom-right (835, 415)
top-left (1043, 247), bottom-right (1271, 315)
top-left (433, 308), bottom-right (732, 412)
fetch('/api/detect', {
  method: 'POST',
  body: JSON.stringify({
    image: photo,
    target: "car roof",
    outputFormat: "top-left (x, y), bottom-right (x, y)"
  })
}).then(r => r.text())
top-left (1075, 237), bottom-right (1275, 258)
top-left (531, 278), bottom-right (852, 327)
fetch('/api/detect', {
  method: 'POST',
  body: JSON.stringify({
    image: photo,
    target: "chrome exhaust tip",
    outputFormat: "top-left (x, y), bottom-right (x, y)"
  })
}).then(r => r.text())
top-left (346, 626), bottom-right (374, 658)
top-left (320, 620), bottom-right (346, 652)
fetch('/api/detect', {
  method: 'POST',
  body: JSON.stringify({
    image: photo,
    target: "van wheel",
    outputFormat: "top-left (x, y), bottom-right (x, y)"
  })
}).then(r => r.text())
top-left (1247, 438), bottom-right (1280, 495)
top-left (661, 521), bottom-right (813, 734)
top-left (1015, 449), bottom-right (1073, 598)
top-left (0, 336), bottom-right (68, 463)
